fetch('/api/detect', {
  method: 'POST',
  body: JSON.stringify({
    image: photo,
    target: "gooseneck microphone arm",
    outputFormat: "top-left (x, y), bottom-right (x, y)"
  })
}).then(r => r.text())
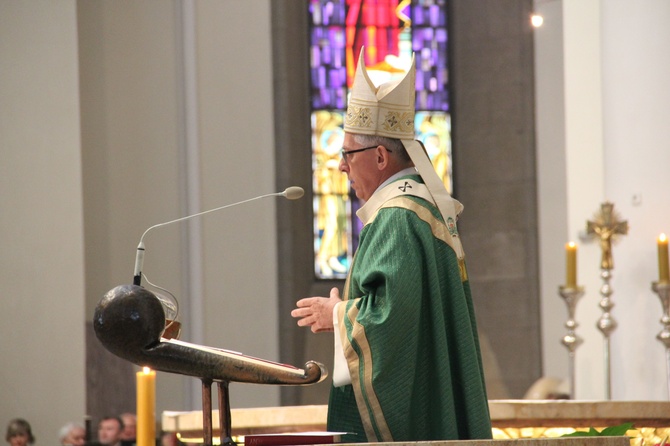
top-left (132, 186), bottom-right (304, 286)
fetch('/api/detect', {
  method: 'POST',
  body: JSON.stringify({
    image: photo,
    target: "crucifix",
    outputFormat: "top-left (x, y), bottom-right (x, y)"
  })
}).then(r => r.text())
top-left (586, 202), bottom-right (629, 270)
top-left (586, 201), bottom-right (628, 400)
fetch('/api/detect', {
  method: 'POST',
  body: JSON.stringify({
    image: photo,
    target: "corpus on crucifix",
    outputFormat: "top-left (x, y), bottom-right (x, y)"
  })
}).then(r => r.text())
top-left (586, 202), bottom-right (629, 270)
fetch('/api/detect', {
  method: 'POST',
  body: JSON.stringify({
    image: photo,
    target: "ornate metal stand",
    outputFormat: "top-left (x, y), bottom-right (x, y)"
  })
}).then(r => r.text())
top-left (586, 202), bottom-right (628, 401)
top-left (596, 268), bottom-right (616, 400)
top-left (652, 281), bottom-right (670, 400)
top-left (559, 285), bottom-right (584, 399)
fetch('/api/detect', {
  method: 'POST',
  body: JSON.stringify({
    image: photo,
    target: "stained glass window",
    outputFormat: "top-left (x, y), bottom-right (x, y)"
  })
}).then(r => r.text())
top-left (310, 0), bottom-right (451, 279)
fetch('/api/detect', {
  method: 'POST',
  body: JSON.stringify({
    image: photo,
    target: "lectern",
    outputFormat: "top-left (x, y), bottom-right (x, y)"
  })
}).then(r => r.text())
top-left (93, 284), bottom-right (327, 446)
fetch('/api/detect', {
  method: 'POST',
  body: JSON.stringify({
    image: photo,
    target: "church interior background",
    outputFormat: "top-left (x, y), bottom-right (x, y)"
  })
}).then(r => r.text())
top-left (1, 0), bottom-right (670, 443)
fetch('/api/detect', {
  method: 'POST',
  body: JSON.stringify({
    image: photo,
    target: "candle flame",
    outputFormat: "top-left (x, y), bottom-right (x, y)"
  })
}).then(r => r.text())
top-left (567, 241), bottom-right (576, 249)
top-left (661, 233), bottom-right (667, 243)
top-left (142, 366), bottom-right (152, 374)
top-left (531, 13), bottom-right (544, 28)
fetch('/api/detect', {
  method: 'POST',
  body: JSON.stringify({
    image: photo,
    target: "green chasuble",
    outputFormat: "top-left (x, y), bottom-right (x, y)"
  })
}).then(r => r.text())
top-left (327, 175), bottom-right (492, 443)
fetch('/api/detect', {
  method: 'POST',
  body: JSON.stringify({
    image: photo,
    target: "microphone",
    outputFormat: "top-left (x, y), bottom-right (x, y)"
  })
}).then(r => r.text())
top-left (133, 186), bottom-right (304, 286)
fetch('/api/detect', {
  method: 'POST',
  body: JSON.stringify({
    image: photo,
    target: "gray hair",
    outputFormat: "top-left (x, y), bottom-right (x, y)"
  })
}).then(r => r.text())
top-left (352, 134), bottom-right (412, 165)
top-left (59, 423), bottom-right (84, 442)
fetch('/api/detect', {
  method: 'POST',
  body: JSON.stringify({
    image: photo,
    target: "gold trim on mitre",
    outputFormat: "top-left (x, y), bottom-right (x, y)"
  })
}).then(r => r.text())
top-left (344, 47), bottom-right (416, 139)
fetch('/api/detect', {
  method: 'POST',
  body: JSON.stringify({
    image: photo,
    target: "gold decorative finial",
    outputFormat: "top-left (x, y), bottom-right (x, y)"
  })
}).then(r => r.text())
top-left (586, 202), bottom-right (629, 270)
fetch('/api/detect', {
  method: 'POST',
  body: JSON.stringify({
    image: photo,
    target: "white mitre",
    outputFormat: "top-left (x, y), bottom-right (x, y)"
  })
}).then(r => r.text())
top-left (344, 50), bottom-right (416, 139)
top-left (344, 47), bottom-right (466, 261)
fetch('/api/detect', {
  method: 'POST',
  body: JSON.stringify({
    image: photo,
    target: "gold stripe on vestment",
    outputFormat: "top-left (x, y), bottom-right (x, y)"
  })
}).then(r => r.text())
top-left (339, 303), bottom-right (374, 441)
top-left (368, 196), bottom-right (469, 282)
top-left (342, 301), bottom-right (393, 442)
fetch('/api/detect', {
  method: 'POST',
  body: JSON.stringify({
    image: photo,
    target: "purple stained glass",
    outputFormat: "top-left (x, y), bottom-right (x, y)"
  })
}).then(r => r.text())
top-left (429, 5), bottom-right (440, 26)
top-left (323, 2), bottom-right (334, 25)
top-left (322, 45), bottom-right (332, 65)
top-left (328, 70), bottom-right (339, 91)
top-left (413, 4), bottom-right (425, 25)
top-left (412, 24), bottom-right (448, 111)
top-left (333, 48), bottom-right (343, 68)
top-left (310, 1), bottom-right (322, 25)
top-left (311, 45), bottom-right (321, 67)
top-left (310, 23), bottom-right (348, 109)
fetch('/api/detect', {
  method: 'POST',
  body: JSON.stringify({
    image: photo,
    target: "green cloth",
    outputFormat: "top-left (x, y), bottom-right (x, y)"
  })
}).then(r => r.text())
top-left (327, 176), bottom-right (492, 443)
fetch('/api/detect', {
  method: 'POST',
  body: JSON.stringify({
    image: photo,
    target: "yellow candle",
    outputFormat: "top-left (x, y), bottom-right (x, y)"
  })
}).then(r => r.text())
top-left (136, 367), bottom-right (155, 446)
top-left (658, 234), bottom-right (669, 283)
top-left (566, 242), bottom-right (577, 287)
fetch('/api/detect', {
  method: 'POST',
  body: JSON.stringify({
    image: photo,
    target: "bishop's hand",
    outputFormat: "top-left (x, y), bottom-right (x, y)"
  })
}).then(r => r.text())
top-left (291, 287), bottom-right (341, 333)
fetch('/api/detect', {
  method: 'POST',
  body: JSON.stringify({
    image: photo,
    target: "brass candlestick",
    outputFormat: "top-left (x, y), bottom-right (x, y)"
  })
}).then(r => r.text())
top-left (559, 285), bottom-right (584, 399)
top-left (652, 281), bottom-right (670, 400)
top-left (586, 202), bottom-right (628, 400)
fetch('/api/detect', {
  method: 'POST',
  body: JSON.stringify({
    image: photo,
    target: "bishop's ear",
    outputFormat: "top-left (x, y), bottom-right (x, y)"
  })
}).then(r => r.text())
top-left (376, 145), bottom-right (390, 169)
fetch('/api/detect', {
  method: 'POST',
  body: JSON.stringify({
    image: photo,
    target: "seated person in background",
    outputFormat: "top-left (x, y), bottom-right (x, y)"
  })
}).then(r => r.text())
top-left (5, 419), bottom-right (35, 446)
top-left (59, 423), bottom-right (86, 446)
top-left (118, 414), bottom-right (136, 446)
top-left (98, 417), bottom-right (124, 446)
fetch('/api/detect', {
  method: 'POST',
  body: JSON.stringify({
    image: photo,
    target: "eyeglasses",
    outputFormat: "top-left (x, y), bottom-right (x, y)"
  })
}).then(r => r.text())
top-left (340, 145), bottom-right (392, 161)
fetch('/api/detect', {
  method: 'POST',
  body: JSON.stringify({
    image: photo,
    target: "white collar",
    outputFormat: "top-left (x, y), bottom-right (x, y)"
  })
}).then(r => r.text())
top-left (376, 167), bottom-right (418, 193)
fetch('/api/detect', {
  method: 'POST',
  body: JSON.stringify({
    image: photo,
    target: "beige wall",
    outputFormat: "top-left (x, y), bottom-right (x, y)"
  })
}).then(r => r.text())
top-left (78, 0), bottom-right (190, 420)
top-left (0, 0), bottom-right (86, 440)
top-left (79, 0), bottom-right (280, 419)
top-left (193, 0), bottom-right (280, 407)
